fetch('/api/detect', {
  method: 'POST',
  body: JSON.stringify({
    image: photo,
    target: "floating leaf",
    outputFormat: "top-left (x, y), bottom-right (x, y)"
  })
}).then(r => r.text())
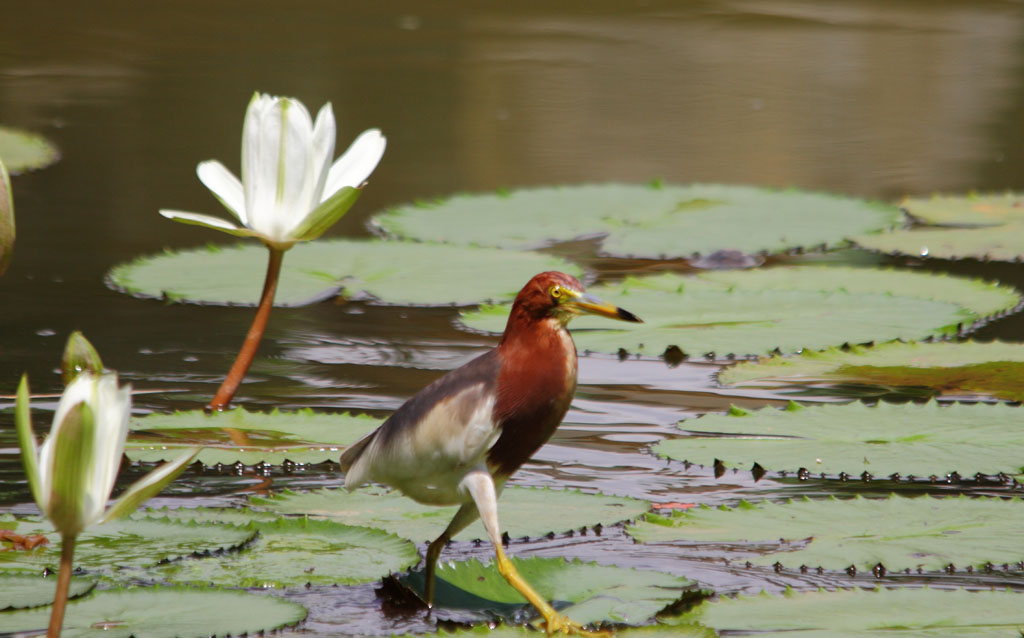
top-left (852, 192), bottom-right (1024, 261)
top-left (372, 183), bottom-right (899, 259)
top-left (0, 586), bottom-right (306, 638)
top-left (155, 517), bottom-right (418, 588)
top-left (627, 494), bottom-right (1024, 571)
top-left (0, 126), bottom-right (59, 174)
top-left (675, 587), bottom-right (1024, 637)
top-left (126, 408), bottom-right (381, 466)
top-left (403, 624), bottom-right (714, 638)
top-left (0, 517), bottom-right (254, 574)
top-left (401, 556), bottom-right (693, 626)
top-left (656, 400), bottom-right (1024, 477)
top-left (132, 506), bottom-right (281, 526)
top-left (721, 339), bottom-right (1024, 401)
top-left (107, 239), bottom-right (581, 307)
top-left (460, 268), bottom-right (1011, 356)
top-left (250, 486), bottom-right (649, 542)
top-left (0, 573), bottom-right (94, 610)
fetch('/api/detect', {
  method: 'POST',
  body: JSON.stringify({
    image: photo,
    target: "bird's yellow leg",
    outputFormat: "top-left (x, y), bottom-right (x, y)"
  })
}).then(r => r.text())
top-left (461, 468), bottom-right (612, 637)
top-left (425, 502), bottom-right (479, 606)
top-left (492, 542), bottom-right (612, 637)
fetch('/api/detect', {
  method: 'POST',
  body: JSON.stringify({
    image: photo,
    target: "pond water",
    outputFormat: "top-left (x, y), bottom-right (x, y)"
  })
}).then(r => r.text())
top-left (4, 1), bottom-right (1024, 635)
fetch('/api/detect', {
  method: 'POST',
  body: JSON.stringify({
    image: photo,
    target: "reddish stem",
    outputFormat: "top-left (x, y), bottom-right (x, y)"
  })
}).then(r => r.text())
top-left (47, 533), bottom-right (76, 638)
top-left (207, 247), bottom-right (285, 411)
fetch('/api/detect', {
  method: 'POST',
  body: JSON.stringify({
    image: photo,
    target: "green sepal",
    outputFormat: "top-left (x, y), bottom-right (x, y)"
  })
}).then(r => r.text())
top-left (292, 185), bottom-right (361, 242)
top-left (14, 375), bottom-right (41, 508)
top-left (49, 402), bottom-right (96, 536)
top-left (0, 156), bottom-right (13, 276)
top-left (101, 448), bottom-right (200, 523)
top-left (61, 331), bottom-right (104, 384)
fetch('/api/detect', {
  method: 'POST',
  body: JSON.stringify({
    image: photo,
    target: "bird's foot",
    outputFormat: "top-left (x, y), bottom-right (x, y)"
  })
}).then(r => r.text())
top-left (537, 613), bottom-right (613, 637)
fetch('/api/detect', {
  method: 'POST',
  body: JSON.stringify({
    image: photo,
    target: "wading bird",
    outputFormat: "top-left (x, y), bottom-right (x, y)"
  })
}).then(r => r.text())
top-left (341, 271), bottom-right (641, 636)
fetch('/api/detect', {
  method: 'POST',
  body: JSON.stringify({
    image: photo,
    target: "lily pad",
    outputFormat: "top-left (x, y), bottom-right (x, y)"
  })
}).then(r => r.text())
top-left (626, 494), bottom-right (1024, 572)
top-left (0, 586), bottom-right (306, 638)
top-left (460, 268), bottom-right (1011, 357)
top-left (720, 339), bottom-right (1024, 401)
top-left (250, 486), bottom-right (649, 542)
top-left (401, 556), bottom-right (694, 626)
top-left (675, 587), bottom-right (1024, 638)
top-left (405, 625), bottom-right (715, 638)
top-left (126, 408), bottom-right (381, 466)
top-left (0, 516), bottom-right (254, 574)
top-left (107, 239), bottom-right (582, 307)
top-left (0, 126), bottom-right (59, 174)
top-left (154, 517), bottom-right (419, 588)
top-left (372, 183), bottom-right (899, 259)
top-left (852, 192), bottom-right (1024, 261)
top-left (0, 573), bottom-right (94, 610)
top-left (133, 506), bottom-right (281, 526)
top-left (655, 400), bottom-right (1024, 477)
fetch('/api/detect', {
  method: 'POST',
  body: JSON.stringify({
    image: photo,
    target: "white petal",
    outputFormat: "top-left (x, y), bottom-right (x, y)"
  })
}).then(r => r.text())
top-left (310, 102), bottom-right (337, 204)
top-left (159, 210), bottom-right (242, 232)
top-left (196, 161), bottom-right (247, 225)
top-left (273, 97), bottom-right (318, 239)
top-left (88, 375), bottom-right (131, 520)
top-left (242, 94), bottom-right (282, 235)
top-left (323, 129), bottom-right (386, 199)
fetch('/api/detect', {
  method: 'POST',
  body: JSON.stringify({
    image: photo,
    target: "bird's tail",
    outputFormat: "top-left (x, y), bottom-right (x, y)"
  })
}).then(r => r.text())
top-left (339, 430), bottom-right (377, 490)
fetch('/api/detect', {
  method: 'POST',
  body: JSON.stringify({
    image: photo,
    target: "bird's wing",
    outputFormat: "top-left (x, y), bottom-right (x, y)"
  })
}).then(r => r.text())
top-left (341, 350), bottom-right (502, 493)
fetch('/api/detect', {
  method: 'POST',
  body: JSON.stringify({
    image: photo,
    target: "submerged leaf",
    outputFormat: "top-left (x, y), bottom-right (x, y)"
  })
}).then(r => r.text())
top-left (461, 268), bottom-right (1014, 356)
top-left (627, 494), bottom-right (1024, 571)
top-left (372, 183), bottom-right (899, 259)
top-left (126, 408), bottom-right (381, 466)
top-left (0, 586), bottom-right (306, 638)
top-left (675, 587), bottom-right (1024, 637)
top-left (0, 125), bottom-right (59, 174)
top-left (250, 485), bottom-right (649, 542)
top-left (154, 517), bottom-right (419, 587)
top-left (107, 239), bottom-right (581, 307)
top-left (402, 556), bottom-right (694, 626)
top-left (721, 339), bottom-right (1024, 402)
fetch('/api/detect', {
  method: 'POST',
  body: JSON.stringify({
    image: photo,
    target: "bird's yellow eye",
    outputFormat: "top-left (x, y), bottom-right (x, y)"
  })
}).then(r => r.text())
top-left (550, 285), bottom-right (563, 300)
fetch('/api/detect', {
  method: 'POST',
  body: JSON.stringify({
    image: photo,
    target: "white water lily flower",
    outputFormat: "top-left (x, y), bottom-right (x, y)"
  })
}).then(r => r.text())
top-left (15, 372), bottom-right (197, 537)
top-left (161, 92), bottom-right (386, 250)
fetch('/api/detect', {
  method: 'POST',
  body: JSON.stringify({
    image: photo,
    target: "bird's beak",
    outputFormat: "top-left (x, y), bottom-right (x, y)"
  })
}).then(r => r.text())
top-left (566, 292), bottom-right (643, 323)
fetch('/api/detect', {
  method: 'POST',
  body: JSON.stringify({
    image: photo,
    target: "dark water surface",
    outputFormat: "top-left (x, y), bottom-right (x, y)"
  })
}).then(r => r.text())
top-left (4, 1), bottom-right (1024, 635)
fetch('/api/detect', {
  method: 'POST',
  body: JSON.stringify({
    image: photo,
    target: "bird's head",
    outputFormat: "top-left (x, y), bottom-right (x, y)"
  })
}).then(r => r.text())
top-left (511, 271), bottom-right (642, 326)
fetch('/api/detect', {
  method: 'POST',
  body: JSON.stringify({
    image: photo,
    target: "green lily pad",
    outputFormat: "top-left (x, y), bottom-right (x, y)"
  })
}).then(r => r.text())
top-left (126, 408), bottom-right (381, 466)
top-left (720, 340), bottom-right (1024, 401)
top-left (402, 556), bottom-right (694, 626)
top-left (0, 517), bottom-right (254, 574)
top-left (852, 192), bottom-right (1024, 261)
top-left (250, 486), bottom-right (649, 542)
top-left (372, 183), bottom-right (899, 259)
top-left (0, 573), bottom-right (94, 610)
top-left (655, 400), bottom-right (1024, 477)
top-left (460, 268), bottom-right (1011, 357)
top-left (627, 494), bottom-right (1024, 572)
top-left (133, 506), bottom-right (281, 526)
top-left (0, 126), bottom-right (59, 174)
top-left (0, 586), bottom-right (306, 638)
top-left (405, 624), bottom-right (715, 638)
top-left (902, 192), bottom-right (1024, 226)
top-left (107, 239), bottom-right (582, 307)
top-left (154, 517), bottom-right (419, 588)
top-left (675, 587), bottom-right (1024, 638)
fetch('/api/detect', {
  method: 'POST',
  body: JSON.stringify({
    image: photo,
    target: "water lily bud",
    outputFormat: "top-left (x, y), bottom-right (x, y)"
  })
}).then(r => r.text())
top-left (0, 157), bottom-right (13, 276)
top-left (61, 331), bottom-right (104, 384)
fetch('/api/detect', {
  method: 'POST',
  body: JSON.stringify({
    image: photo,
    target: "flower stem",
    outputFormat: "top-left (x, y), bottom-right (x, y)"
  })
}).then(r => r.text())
top-left (207, 247), bottom-right (285, 411)
top-left (47, 532), bottom-right (77, 638)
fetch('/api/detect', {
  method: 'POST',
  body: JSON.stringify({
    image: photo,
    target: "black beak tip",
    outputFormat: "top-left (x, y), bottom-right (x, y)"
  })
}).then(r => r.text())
top-left (618, 307), bottom-right (643, 323)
